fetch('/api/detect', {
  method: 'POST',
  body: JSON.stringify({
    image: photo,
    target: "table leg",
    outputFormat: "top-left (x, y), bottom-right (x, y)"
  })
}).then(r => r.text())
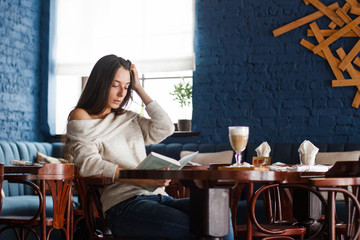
top-left (292, 189), bottom-right (322, 237)
top-left (189, 187), bottom-right (230, 239)
top-left (328, 191), bottom-right (336, 240)
top-left (246, 183), bottom-right (254, 240)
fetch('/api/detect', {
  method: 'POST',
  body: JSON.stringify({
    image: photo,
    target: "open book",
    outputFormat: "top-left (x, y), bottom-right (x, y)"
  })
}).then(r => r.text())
top-left (137, 151), bottom-right (199, 170)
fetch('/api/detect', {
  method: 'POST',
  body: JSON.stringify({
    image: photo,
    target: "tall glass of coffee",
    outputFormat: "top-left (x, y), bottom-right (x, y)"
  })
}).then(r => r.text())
top-left (228, 126), bottom-right (249, 166)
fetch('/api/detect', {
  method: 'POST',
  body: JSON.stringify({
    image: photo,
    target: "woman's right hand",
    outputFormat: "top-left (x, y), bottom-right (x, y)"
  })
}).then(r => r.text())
top-left (130, 64), bottom-right (142, 92)
top-left (130, 64), bottom-right (153, 106)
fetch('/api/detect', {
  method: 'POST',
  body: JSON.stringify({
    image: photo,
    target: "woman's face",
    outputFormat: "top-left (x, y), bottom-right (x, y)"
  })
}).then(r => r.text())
top-left (105, 67), bottom-right (131, 112)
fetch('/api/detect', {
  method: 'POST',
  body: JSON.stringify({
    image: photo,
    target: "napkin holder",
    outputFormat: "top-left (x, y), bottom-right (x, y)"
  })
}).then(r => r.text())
top-left (299, 154), bottom-right (316, 166)
top-left (252, 156), bottom-right (271, 166)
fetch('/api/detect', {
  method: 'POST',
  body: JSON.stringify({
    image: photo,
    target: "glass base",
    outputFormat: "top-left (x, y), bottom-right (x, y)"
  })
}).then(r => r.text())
top-left (230, 162), bottom-right (243, 167)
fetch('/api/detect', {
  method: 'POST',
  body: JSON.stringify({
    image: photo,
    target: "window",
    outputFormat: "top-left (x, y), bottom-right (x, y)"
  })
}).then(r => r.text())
top-left (53, 0), bottom-right (195, 135)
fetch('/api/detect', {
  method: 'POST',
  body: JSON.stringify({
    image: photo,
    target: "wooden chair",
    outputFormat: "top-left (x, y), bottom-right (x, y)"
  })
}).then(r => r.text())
top-left (0, 163), bottom-right (74, 240)
top-left (310, 177), bottom-right (360, 240)
top-left (243, 183), bottom-right (329, 240)
top-left (81, 176), bottom-right (167, 240)
top-left (335, 185), bottom-right (360, 240)
top-left (232, 183), bottom-right (308, 239)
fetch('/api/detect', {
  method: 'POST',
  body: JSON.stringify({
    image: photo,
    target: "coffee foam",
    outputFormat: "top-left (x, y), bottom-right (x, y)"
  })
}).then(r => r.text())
top-left (229, 126), bottom-right (249, 135)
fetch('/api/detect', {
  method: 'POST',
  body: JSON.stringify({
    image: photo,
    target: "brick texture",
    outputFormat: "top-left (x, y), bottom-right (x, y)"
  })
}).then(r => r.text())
top-left (0, 0), bottom-right (42, 141)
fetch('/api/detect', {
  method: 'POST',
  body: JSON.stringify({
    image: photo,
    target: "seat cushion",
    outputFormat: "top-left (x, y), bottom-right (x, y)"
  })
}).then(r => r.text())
top-left (1, 195), bottom-right (55, 216)
top-left (315, 151), bottom-right (360, 165)
top-left (0, 195), bottom-right (79, 217)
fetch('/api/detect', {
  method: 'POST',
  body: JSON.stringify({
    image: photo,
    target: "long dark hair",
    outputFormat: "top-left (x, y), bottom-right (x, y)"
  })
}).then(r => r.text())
top-left (73, 54), bottom-right (134, 116)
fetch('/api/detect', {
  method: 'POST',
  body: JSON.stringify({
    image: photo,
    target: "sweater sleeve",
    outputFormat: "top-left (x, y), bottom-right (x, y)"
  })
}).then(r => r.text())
top-left (68, 140), bottom-right (118, 180)
top-left (139, 101), bottom-right (175, 145)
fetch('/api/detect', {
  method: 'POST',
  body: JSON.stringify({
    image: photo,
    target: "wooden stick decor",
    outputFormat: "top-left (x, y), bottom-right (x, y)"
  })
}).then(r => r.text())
top-left (307, 29), bottom-right (358, 37)
top-left (274, 0), bottom-right (360, 108)
top-left (272, 3), bottom-right (339, 37)
top-left (310, 22), bottom-right (345, 80)
top-left (328, 3), bottom-right (351, 29)
top-left (307, 0), bottom-right (345, 27)
top-left (346, 0), bottom-right (360, 8)
top-left (336, 48), bottom-right (360, 108)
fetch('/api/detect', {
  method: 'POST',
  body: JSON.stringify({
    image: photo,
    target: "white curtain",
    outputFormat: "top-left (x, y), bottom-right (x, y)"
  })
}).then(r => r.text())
top-left (55, 0), bottom-right (195, 75)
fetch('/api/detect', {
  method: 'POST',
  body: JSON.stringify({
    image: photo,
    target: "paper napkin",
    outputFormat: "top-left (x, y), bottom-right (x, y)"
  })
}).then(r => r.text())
top-left (298, 140), bottom-right (319, 155)
top-left (255, 141), bottom-right (271, 157)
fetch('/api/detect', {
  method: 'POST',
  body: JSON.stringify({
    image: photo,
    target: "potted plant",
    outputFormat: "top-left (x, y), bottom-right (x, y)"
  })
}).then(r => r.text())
top-left (170, 78), bottom-right (192, 131)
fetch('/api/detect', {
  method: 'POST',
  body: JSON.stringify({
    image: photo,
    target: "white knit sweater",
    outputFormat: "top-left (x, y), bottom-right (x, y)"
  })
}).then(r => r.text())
top-left (66, 101), bottom-right (175, 212)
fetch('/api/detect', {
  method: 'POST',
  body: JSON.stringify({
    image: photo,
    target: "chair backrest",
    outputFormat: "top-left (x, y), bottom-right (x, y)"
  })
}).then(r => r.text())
top-left (262, 185), bottom-right (294, 223)
top-left (249, 183), bottom-right (328, 239)
top-left (230, 183), bottom-right (295, 227)
top-left (39, 164), bottom-right (74, 229)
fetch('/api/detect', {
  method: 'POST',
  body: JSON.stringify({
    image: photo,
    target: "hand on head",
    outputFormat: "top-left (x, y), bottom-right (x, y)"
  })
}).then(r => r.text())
top-left (131, 64), bottom-right (142, 92)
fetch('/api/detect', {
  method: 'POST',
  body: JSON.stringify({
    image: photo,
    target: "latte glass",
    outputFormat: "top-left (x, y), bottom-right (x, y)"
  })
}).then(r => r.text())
top-left (228, 126), bottom-right (249, 166)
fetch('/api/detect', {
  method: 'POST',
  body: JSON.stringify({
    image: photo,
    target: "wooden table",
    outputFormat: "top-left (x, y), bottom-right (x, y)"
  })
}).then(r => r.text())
top-left (2, 164), bottom-right (74, 240)
top-left (118, 168), bottom-right (340, 240)
top-left (118, 168), bottom-right (298, 240)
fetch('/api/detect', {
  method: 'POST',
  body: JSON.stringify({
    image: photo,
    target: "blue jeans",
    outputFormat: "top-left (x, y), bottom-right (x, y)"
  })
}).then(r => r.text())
top-left (105, 194), bottom-right (234, 240)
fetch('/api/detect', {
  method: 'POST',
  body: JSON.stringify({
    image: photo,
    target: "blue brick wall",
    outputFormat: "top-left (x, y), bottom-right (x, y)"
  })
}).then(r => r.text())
top-left (0, 0), bottom-right (44, 141)
top-left (193, 0), bottom-right (360, 144)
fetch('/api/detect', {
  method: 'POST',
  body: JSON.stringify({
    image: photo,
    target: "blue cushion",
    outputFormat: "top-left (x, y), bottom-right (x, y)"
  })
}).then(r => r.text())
top-left (1, 195), bottom-right (79, 217)
top-left (1, 195), bottom-right (54, 216)
top-left (0, 142), bottom-right (20, 165)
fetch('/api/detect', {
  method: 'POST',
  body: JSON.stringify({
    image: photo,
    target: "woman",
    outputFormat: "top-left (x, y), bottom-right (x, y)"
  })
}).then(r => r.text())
top-left (66, 54), bottom-right (233, 240)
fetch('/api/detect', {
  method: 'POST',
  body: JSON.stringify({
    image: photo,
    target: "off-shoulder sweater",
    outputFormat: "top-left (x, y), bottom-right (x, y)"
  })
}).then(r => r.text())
top-left (66, 101), bottom-right (175, 212)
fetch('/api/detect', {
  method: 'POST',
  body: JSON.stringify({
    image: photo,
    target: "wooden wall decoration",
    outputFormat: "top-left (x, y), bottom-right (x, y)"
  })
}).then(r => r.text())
top-left (273, 0), bottom-right (360, 108)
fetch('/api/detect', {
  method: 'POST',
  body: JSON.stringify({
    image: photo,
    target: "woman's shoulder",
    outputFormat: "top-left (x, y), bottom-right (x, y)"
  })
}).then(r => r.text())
top-left (69, 108), bottom-right (92, 120)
